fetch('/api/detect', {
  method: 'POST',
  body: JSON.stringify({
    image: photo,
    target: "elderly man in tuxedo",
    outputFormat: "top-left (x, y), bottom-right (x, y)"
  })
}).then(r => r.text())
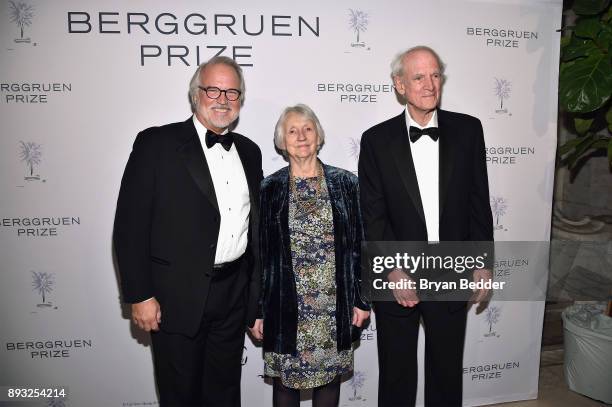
top-left (114, 56), bottom-right (263, 407)
top-left (358, 46), bottom-right (494, 407)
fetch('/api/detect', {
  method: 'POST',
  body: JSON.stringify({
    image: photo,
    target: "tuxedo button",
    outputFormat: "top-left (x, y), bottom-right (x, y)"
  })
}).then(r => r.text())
top-left (209, 243), bottom-right (216, 250)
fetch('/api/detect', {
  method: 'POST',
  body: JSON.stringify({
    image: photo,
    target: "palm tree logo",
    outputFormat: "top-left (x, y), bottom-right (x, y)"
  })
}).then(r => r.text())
top-left (19, 141), bottom-right (42, 181)
top-left (484, 306), bottom-right (501, 337)
top-left (493, 78), bottom-right (511, 114)
top-left (9, 1), bottom-right (34, 44)
top-left (348, 9), bottom-right (368, 48)
top-left (348, 137), bottom-right (360, 161)
top-left (490, 196), bottom-right (508, 230)
top-left (31, 271), bottom-right (54, 307)
top-left (348, 370), bottom-right (366, 401)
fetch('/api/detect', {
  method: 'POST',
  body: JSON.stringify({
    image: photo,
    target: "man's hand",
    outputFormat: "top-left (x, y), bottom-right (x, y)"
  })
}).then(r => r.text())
top-left (131, 298), bottom-right (161, 332)
top-left (352, 307), bottom-right (370, 327)
top-left (469, 268), bottom-right (493, 306)
top-left (388, 269), bottom-right (419, 307)
top-left (249, 319), bottom-right (263, 340)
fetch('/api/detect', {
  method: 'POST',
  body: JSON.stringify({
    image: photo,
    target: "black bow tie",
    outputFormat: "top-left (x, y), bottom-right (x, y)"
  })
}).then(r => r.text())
top-left (205, 129), bottom-right (234, 151)
top-left (409, 126), bottom-right (440, 143)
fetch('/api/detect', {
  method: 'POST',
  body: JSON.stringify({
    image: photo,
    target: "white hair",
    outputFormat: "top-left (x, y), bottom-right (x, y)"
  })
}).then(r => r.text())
top-left (188, 56), bottom-right (245, 112)
top-left (390, 45), bottom-right (446, 80)
top-left (273, 104), bottom-right (326, 161)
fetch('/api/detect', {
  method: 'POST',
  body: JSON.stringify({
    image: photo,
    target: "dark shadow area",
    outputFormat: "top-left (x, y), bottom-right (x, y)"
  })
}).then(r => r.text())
top-left (111, 233), bottom-right (152, 348)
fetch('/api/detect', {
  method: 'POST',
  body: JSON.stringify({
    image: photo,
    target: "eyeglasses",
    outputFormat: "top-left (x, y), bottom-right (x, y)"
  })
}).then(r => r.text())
top-left (198, 86), bottom-right (241, 101)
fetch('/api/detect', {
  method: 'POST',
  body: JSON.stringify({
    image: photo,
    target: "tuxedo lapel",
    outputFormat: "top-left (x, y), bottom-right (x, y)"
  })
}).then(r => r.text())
top-left (437, 110), bottom-right (454, 220)
top-left (177, 119), bottom-right (219, 213)
top-left (390, 113), bottom-right (426, 225)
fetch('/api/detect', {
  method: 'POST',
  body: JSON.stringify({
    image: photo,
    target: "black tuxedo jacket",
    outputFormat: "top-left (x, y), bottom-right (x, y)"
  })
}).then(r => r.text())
top-left (113, 118), bottom-right (263, 336)
top-left (358, 109), bottom-right (493, 313)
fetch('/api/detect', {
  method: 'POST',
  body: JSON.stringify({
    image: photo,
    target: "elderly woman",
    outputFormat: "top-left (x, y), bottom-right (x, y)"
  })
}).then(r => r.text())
top-left (249, 104), bottom-right (370, 407)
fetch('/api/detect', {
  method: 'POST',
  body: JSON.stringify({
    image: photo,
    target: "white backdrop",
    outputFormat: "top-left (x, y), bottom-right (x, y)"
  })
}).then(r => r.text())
top-left (0, 0), bottom-right (561, 406)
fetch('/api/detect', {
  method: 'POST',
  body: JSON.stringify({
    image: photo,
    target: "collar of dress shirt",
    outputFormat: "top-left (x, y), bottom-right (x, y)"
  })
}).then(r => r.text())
top-left (404, 107), bottom-right (438, 131)
top-left (192, 115), bottom-right (229, 146)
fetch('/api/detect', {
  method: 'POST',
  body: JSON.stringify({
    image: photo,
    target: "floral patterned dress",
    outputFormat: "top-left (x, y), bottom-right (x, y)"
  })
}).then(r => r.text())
top-left (264, 175), bottom-right (353, 389)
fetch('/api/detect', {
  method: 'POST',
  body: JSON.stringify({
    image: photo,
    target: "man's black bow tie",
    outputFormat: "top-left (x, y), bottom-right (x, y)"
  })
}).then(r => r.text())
top-left (205, 129), bottom-right (234, 151)
top-left (409, 126), bottom-right (440, 143)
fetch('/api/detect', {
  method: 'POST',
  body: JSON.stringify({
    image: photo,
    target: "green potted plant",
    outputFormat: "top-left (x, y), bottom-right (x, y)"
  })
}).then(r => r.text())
top-left (558, 0), bottom-right (611, 173)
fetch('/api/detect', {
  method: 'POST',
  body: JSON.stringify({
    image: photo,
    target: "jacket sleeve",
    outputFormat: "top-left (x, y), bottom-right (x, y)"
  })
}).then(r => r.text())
top-left (469, 118), bottom-right (494, 242)
top-left (246, 147), bottom-right (264, 327)
top-left (255, 177), bottom-right (272, 321)
top-left (352, 178), bottom-right (371, 311)
top-left (469, 119), bottom-right (494, 270)
top-left (358, 131), bottom-right (396, 242)
top-left (113, 130), bottom-right (158, 304)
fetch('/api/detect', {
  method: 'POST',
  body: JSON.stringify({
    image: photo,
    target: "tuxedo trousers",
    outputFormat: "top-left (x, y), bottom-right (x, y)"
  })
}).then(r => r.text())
top-left (376, 301), bottom-right (468, 407)
top-left (151, 257), bottom-right (248, 407)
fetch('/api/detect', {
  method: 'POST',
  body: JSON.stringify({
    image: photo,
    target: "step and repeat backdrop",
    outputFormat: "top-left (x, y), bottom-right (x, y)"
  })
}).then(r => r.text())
top-left (1, 0), bottom-right (561, 406)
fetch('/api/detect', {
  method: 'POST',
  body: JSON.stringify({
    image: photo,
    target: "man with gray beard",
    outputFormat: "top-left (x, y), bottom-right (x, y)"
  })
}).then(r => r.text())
top-left (114, 56), bottom-right (263, 406)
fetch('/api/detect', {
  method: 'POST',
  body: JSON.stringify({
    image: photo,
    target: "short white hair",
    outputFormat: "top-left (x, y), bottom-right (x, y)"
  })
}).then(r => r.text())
top-left (273, 104), bottom-right (325, 161)
top-left (390, 45), bottom-right (446, 80)
top-left (188, 56), bottom-right (245, 112)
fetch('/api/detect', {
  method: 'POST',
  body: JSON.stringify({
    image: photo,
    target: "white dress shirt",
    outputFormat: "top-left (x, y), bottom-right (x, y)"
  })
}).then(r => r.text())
top-left (193, 116), bottom-right (250, 264)
top-left (405, 108), bottom-right (439, 242)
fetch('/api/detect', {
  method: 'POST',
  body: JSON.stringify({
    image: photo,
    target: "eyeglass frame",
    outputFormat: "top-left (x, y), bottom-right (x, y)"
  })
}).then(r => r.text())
top-left (197, 86), bottom-right (242, 101)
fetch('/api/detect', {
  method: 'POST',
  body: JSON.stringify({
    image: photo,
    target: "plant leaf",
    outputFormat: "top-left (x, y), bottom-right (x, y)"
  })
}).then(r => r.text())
top-left (573, 0), bottom-right (610, 16)
top-left (575, 17), bottom-right (602, 39)
top-left (561, 36), bottom-right (571, 48)
top-left (599, 22), bottom-right (612, 48)
top-left (559, 136), bottom-right (586, 156)
top-left (559, 53), bottom-right (612, 112)
top-left (574, 117), bottom-right (594, 134)
top-left (604, 5), bottom-right (612, 22)
top-left (559, 59), bottom-right (576, 77)
top-left (567, 136), bottom-right (599, 168)
top-left (603, 105), bottom-right (612, 133)
top-left (562, 37), bottom-right (598, 61)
